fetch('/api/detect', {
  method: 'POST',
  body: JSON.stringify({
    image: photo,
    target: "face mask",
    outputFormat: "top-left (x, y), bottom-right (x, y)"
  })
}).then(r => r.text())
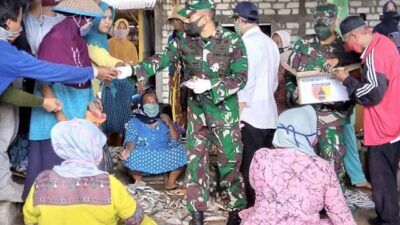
top-left (143, 103), bottom-right (160, 118)
top-left (115, 28), bottom-right (129, 39)
top-left (314, 24), bottom-right (333, 41)
top-left (344, 40), bottom-right (363, 54)
top-left (234, 24), bottom-right (241, 35)
top-left (383, 11), bottom-right (399, 25)
top-left (73, 16), bottom-right (92, 37)
top-left (80, 22), bottom-right (93, 37)
top-left (184, 16), bottom-right (204, 37)
top-left (0, 26), bottom-right (22, 41)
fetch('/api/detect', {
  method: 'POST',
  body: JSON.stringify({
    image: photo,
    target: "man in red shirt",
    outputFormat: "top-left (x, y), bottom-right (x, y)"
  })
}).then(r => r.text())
top-left (333, 15), bottom-right (400, 225)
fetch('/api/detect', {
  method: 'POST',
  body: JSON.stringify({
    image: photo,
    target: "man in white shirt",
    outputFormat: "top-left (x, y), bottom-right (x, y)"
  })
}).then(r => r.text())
top-left (230, 1), bottom-right (280, 209)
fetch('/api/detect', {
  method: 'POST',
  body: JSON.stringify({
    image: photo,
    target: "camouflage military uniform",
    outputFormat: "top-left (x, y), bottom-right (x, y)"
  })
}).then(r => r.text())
top-left (287, 4), bottom-right (358, 191)
top-left (132, 14), bottom-right (248, 212)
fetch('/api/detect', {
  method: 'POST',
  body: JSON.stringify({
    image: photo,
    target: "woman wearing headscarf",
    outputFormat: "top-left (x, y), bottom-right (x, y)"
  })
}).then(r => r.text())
top-left (108, 18), bottom-right (138, 64)
top-left (8, 0), bottom-right (66, 178)
top-left (119, 92), bottom-right (186, 193)
top-left (239, 106), bottom-right (356, 225)
top-left (85, 2), bottom-right (137, 146)
top-left (272, 30), bottom-right (291, 114)
top-left (23, 0), bottom-right (105, 200)
top-left (374, 1), bottom-right (400, 36)
top-left (23, 119), bottom-right (156, 225)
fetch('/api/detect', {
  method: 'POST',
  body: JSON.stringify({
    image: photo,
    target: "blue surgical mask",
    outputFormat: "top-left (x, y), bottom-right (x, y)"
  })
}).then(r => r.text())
top-left (143, 103), bottom-right (160, 118)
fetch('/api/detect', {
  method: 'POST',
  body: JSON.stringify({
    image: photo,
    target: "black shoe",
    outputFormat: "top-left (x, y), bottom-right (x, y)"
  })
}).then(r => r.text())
top-left (190, 212), bottom-right (204, 225)
top-left (227, 210), bottom-right (242, 225)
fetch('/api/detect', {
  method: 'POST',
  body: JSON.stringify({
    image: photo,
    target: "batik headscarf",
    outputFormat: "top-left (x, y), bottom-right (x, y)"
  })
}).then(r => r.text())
top-left (51, 119), bottom-right (107, 178)
top-left (84, 1), bottom-right (115, 51)
top-left (135, 91), bottom-right (161, 124)
top-left (272, 105), bottom-right (318, 156)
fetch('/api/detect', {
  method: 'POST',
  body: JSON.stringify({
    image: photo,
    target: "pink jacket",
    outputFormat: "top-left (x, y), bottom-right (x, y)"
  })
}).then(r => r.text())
top-left (239, 148), bottom-right (356, 225)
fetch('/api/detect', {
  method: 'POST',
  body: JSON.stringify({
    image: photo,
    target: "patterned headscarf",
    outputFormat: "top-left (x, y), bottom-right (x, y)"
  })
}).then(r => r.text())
top-left (51, 119), bottom-right (107, 178)
top-left (272, 105), bottom-right (318, 156)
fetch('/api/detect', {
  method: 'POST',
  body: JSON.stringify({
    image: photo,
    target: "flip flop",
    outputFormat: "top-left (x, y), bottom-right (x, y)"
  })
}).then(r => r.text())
top-left (165, 186), bottom-right (186, 196)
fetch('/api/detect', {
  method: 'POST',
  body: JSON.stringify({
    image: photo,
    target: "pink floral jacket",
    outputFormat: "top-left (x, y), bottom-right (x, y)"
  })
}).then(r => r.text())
top-left (239, 148), bottom-right (356, 225)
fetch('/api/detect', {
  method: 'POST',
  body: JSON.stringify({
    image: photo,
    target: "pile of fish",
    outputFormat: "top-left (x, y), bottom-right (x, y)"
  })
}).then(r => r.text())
top-left (126, 184), bottom-right (228, 225)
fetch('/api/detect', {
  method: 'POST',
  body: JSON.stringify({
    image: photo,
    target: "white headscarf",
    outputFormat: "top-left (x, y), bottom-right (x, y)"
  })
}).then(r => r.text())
top-left (272, 105), bottom-right (318, 156)
top-left (272, 30), bottom-right (291, 49)
top-left (51, 119), bottom-right (107, 178)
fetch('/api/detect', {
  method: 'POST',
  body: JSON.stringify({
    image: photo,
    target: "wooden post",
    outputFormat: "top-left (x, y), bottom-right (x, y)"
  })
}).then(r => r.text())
top-left (138, 9), bottom-right (144, 61)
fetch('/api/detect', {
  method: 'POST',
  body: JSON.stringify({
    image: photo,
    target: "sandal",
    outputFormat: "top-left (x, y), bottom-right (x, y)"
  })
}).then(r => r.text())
top-left (354, 182), bottom-right (372, 190)
top-left (165, 186), bottom-right (186, 196)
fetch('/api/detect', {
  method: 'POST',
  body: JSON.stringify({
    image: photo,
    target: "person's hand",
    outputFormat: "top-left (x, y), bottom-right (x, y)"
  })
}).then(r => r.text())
top-left (119, 149), bottom-right (131, 161)
top-left (182, 78), bottom-right (211, 94)
top-left (88, 101), bottom-right (102, 113)
top-left (55, 112), bottom-right (68, 122)
top-left (97, 67), bottom-right (118, 81)
top-left (324, 58), bottom-right (339, 71)
top-left (96, 98), bottom-right (103, 112)
top-left (331, 68), bottom-right (349, 81)
top-left (160, 113), bottom-right (173, 126)
top-left (42, 98), bottom-right (62, 112)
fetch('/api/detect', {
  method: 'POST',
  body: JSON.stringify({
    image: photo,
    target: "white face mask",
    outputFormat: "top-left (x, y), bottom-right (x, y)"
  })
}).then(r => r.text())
top-left (72, 16), bottom-right (93, 37)
top-left (114, 28), bottom-right (129, 39)
top-left (0, 26), bottom-right (22, 41)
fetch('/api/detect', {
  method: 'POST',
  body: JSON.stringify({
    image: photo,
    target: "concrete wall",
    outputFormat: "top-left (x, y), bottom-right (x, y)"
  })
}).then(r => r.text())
top-left (154, 0), bottom-right (392, 102)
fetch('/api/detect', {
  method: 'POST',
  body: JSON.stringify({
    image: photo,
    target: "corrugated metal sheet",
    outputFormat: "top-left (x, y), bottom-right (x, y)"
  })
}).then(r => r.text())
top-left (103, 0), bottom-right (156, 10)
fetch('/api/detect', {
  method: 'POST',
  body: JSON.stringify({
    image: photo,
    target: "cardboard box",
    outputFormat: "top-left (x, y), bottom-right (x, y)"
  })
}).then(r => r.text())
top-left (282, 62), bottom-right (361, 104)
top-left (297, 74), bottom-right (349, 104)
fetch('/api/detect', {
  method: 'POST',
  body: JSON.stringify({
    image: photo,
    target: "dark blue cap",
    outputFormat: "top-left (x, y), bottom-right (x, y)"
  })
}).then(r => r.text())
top-left (340, 15), bottom-right (366, 36)
top-left (229, 1), bottom-right (259, 23)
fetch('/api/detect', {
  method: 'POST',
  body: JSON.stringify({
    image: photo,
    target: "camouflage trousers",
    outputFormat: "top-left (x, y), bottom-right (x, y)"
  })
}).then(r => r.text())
top-left (317, 112), bottom-right (347, 191)
top-left (185, 99), bottom-right (246, 212)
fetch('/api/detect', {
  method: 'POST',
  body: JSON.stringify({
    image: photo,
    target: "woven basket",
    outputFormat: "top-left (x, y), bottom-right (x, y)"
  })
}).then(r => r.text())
top-left (53, 0), bottom-right (103, 17)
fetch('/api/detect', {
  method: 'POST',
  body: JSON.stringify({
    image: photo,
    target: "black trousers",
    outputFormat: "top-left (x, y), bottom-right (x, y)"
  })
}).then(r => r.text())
top-left (369, 141), bottom-right (400, 225)
top-left (240, 121), bottom-right (275, 208)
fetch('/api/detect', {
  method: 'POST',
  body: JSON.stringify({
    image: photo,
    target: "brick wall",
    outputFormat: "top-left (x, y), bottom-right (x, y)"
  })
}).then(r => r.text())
top-left (155, 0), bottom-right (393, 102)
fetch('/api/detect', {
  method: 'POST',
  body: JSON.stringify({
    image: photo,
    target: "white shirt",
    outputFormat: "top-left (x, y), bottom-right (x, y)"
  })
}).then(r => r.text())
top-left (238, 27), bottom-right (280, 129)
top-left (24, 11), bottom-right (65, 55)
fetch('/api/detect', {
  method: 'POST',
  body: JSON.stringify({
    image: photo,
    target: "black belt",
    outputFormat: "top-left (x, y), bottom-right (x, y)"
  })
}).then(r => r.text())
top-left (64, 80), bottom-right (91, 89)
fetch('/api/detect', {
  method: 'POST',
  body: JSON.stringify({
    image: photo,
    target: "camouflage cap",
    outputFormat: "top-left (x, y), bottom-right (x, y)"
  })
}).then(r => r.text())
top-left (313, 3), bottom-right (338, 26)
top-left (178, 0), bottom-right (215, 18)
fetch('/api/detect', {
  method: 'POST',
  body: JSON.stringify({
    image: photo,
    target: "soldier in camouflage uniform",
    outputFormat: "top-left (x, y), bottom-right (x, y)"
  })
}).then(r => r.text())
top-left (132, 0), bottom-right (247, 224)
top-left (287, 3), bottom-right (359, 191)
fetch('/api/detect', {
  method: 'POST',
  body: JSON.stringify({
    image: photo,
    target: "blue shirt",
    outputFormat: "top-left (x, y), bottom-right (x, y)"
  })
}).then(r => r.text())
top-left (0, 39), bottom-right (94, 95)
